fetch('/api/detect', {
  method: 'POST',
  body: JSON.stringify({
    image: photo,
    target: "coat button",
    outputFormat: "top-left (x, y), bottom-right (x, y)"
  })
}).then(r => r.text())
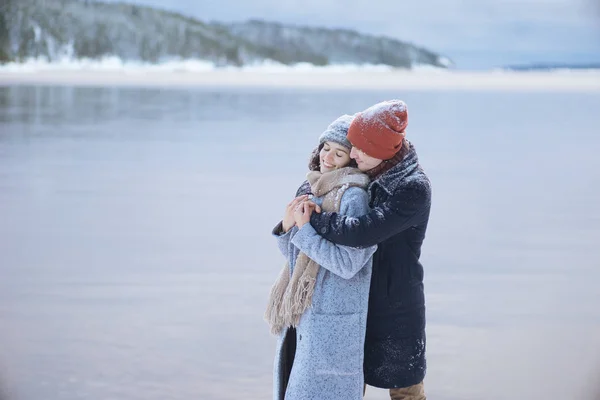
top-left (299, 334), bottom-right (302, 341)
top-left (320, 227), bottom-right (327, 234)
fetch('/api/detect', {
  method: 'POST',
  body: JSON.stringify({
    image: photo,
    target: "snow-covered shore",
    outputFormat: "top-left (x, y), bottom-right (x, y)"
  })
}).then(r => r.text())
top-left (1, 68), bottom-right (599, 91)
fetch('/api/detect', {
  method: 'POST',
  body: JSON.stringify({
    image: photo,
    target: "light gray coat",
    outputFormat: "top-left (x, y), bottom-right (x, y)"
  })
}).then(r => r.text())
top-left (271, 186), bottom-right (377, 400)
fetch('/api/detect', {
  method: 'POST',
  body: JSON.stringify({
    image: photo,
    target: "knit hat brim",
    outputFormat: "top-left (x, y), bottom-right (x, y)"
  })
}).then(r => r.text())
top-left (318, 114), bottom-right (354, 150)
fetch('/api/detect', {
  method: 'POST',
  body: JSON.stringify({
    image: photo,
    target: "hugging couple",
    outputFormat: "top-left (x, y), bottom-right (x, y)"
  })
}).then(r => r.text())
top-left (265, 100), bottom-right (432, 400)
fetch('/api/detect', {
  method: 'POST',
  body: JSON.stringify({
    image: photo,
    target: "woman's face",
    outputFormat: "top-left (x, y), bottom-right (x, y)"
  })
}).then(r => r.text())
top-left (320, 141), bottom-right (351, 173)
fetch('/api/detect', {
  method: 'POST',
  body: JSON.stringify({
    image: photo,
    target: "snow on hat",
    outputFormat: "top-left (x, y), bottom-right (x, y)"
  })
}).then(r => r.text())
top-left (347, 100), bottom-right (408, 160)
top-left (318, 114), bottom-right (354, 150)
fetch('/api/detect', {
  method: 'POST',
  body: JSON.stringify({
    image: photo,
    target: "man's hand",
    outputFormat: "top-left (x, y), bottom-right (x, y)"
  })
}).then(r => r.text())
top-left (283, 195), bottom-right (309, 232)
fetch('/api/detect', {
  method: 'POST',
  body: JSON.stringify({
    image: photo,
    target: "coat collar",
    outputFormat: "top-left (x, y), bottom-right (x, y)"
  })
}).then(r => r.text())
top-left (370, 141), bottom-right (422, 196)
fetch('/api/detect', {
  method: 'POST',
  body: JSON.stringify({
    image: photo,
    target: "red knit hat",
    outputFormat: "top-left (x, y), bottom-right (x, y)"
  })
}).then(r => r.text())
top-left (347, 100), bottom-right (408, 160)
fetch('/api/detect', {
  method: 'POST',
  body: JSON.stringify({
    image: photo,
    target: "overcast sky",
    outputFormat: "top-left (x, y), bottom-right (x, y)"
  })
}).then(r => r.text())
top-left (106, 0), bottom-right (600, 69)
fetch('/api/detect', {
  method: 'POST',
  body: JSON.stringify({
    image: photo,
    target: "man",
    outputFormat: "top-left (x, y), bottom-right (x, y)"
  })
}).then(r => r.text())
top-left (299, 100), bottom-right (432, 399)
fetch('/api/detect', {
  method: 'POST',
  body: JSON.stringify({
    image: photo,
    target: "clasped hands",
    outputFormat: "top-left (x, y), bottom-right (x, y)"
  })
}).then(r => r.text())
top-left (282, 195), bottom-right (322, 232)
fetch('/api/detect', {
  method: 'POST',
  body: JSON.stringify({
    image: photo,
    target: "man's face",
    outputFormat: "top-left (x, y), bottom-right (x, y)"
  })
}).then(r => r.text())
top-left (350, 146), bottom-right (383, 171)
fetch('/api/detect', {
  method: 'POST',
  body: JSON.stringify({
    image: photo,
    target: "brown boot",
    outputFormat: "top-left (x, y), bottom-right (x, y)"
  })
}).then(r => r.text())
top-left (389, 382), bottom-right (426, 400)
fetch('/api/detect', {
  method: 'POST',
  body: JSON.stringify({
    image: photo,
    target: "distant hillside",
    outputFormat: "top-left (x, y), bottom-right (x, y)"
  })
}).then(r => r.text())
top-left (0, 0), bottom-right (452, 68)
top-left (220, 20), bottom-right (451, 69)
top-left (504, 63), bottom-right (600, 71)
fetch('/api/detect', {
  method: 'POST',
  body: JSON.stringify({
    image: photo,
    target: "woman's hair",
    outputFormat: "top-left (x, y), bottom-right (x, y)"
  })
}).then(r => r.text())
top-left (308, 143), bottom-right (357, 171)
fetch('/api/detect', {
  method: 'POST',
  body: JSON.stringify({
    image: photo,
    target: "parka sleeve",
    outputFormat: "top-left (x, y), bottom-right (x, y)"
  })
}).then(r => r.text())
top-left (308, 179), bottom-right (431, 248)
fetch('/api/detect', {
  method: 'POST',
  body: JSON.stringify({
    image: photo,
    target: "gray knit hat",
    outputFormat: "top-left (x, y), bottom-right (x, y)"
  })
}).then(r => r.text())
top-left (318, 114), bottom-right (354, 150)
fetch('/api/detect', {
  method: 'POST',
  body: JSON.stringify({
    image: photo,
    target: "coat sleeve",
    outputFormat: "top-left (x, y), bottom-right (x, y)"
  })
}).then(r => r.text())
top-left (290, 186), bottom-right (377, 279)
top-left (272, 222), bottom-right (299, 259)
top-left (309, 179), bottom-right (431, 248)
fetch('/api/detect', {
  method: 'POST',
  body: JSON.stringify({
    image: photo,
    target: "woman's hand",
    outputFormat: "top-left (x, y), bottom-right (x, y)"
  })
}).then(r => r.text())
top-left (294, 201), bottom-right (319, 228)
top-left (283, 195), bottom-right (309, 232)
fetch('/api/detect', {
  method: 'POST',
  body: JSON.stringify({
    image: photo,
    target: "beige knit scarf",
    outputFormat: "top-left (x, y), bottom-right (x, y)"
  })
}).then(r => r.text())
top-left (265, 167), bottom-right (370, 335)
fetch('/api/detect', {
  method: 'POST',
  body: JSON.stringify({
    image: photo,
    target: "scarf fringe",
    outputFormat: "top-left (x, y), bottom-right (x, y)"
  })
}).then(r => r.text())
top-left (264, 263), bottom-right (290, 335)
top-left (266, 259), bottom-right (319, 335)
top-left (290, 273), bottom-right (316, 326)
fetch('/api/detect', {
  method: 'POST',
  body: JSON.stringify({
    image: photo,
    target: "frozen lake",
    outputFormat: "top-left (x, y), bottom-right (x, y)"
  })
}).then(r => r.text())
top-left (1, 83), bottom-right (599, 399)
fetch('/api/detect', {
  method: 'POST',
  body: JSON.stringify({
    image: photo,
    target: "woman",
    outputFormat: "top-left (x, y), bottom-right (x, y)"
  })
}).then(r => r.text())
top-left (265, 114), bottom-right (377, 400)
